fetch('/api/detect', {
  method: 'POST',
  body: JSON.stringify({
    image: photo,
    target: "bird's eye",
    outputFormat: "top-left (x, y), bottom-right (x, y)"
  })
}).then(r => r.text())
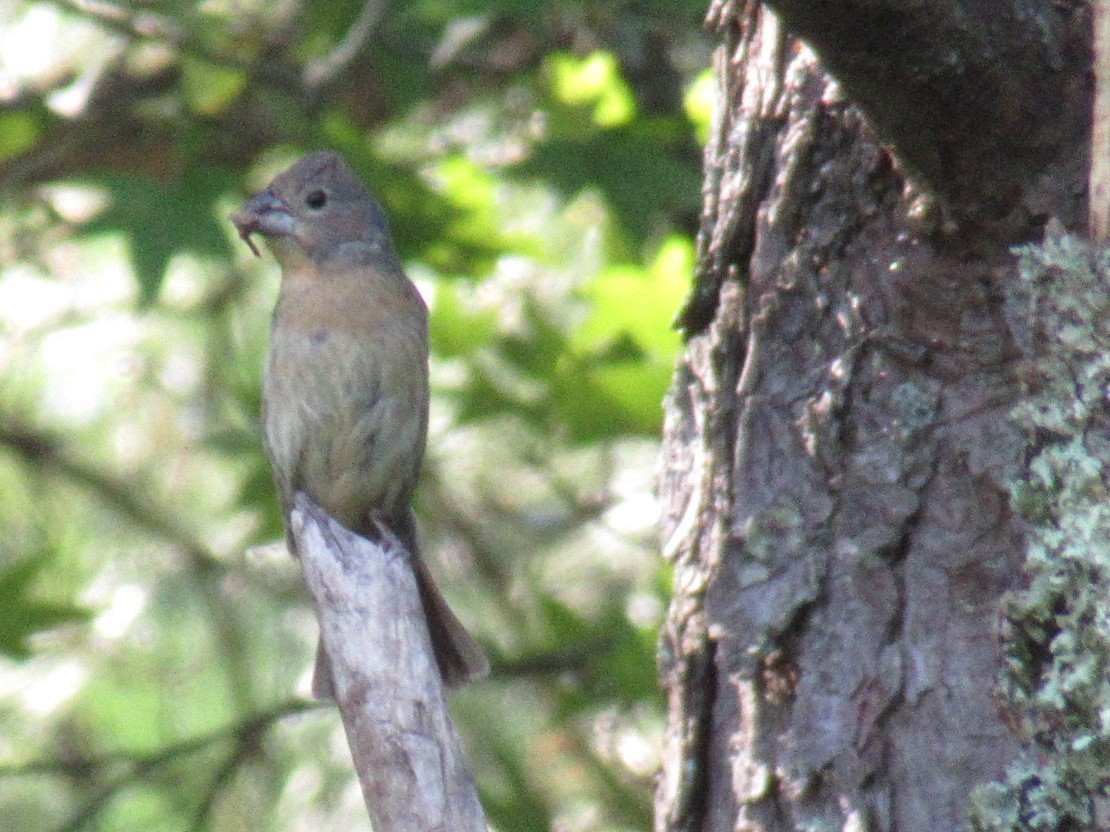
top-left (305, 190), bottom-right (327, 210)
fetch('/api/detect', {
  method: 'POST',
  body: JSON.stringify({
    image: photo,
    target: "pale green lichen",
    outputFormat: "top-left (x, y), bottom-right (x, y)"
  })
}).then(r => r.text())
top-left (969, 226), bottom-right (1110, 830)
top-left (889, 378), bottom-right (940, 439)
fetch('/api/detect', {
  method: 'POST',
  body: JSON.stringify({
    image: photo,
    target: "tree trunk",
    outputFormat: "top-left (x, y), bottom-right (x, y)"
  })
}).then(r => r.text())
top-left (656, 3), bottom-right (1090, 831)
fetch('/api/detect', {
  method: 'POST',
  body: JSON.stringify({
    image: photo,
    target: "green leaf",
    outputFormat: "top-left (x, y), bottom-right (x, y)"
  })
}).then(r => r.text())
top-left (539, 595), bottom-right (594, 645)
top-left (430, 282), bottom-right (499, 358)
top-left (516, 126), bottom-right (701, 244)
top-left (577, 234), bottom-right (692, 356)
top-left (550, 358), bottom-right (670, 440)
top-left (81, 165), bottom-right (236, 304)
top-left (0, 555), bottom-right (89, 659)
top-left (477, 728), bottom-right (555, 832)
top-left (306, 0), bottom-right (372, 42)
top-left (593, 609), bottom-right (661, 703)
top-left (0, 111), bottom-right (40, 162)
top-left (684, 67), bottom-right (717, 145)
top-left (548, 51), bottom-right (637, 128)
top-left (181, 57), bottom-right (247, 114)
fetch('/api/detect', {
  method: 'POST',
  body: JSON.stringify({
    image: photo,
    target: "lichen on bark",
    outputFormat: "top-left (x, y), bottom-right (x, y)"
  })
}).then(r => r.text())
top-left (970, 227), bottom-right (1110, 830)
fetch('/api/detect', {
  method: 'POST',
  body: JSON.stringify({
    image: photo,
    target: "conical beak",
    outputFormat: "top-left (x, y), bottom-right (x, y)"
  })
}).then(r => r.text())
top-left (230, 190), bottom-right (295, 257)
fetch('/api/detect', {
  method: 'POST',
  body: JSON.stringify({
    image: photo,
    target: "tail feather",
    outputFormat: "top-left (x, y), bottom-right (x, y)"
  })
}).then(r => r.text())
top-left (310, 513), bottom-right (487, 699)
top-left (410, 551), bottom-right (489, 687)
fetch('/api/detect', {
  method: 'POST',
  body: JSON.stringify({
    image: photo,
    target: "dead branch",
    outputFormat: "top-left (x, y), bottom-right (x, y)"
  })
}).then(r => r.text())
top-left (289, 493), bottom-right (487, 832)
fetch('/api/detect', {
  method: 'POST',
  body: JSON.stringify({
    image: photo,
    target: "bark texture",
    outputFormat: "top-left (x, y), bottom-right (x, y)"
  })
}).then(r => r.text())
top-left (657, 3), bottom-right (1090, 831)
top-left (290, 494), bottom-right (486, 832)
top-left (763, 0), bottom-right (1088, 224)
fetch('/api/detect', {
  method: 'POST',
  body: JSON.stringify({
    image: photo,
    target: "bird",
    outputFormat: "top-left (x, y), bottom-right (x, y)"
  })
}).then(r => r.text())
top-left (231, 151), bottom-right (488, 697)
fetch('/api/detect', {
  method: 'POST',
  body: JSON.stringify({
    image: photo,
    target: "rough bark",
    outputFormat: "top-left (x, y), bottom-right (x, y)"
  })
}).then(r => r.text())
top-left (657, 3), bottom-right (1091, 831)
top-left (764, 0), bottom-right (1089, 225)
top-left (678, 0), bottom-right (1090, 336)
top-left (289, 494), bottom-right (486, 832)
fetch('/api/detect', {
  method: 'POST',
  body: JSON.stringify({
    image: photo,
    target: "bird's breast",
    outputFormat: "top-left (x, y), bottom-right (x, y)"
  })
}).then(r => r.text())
top-left (263, 276), bottom-right (429, 530)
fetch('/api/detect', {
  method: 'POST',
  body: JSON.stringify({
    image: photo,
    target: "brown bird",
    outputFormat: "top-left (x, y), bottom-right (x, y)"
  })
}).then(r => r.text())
top-left (231, 151), bottom-right (488, 696)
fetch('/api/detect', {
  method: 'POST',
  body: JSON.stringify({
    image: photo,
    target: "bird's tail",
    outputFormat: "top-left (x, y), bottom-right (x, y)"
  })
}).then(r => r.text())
top-left (409, 551), bottom-right (490, 687)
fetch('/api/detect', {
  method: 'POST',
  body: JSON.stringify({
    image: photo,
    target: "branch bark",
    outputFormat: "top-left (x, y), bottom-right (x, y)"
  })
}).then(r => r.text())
top-left (1091, 1), bottom-right (1110, 240)
top-left (289, 493), bottom-right (486, 832)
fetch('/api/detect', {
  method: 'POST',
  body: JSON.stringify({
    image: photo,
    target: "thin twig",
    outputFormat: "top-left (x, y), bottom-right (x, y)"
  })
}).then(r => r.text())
top-left (0, 700), bottom-right (316, 832)
top-left (0, 699), bottom-right (315, 780)
top-left (0, 417), bottom-right (260, 710)
top-left (186, 714), bottom-right (273, 832)
top-left (303, 0), bottom-right (389, 92)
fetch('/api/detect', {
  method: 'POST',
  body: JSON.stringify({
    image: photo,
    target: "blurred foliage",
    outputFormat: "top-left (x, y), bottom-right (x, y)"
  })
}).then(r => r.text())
top-left (0, 0), bottom-right (711, 830)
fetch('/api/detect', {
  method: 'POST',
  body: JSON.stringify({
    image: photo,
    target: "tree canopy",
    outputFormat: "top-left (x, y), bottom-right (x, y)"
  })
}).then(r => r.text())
top-left (0, 1), bottom-right (712, 830)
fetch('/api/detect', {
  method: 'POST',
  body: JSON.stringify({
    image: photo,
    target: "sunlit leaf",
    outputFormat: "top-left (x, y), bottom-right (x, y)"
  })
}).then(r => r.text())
top-left (577, 234), bottom-right (692, 355)
top-left (181, 57), bottom-right (247, 115)
top-left (684, 67), bottom-right (717, 145)
top-left (551, 359), bottom-right (670, 440)
top-left (0, 111), bottom-right (39, 162)
top-left (548, 51), bottom-right (637, 128)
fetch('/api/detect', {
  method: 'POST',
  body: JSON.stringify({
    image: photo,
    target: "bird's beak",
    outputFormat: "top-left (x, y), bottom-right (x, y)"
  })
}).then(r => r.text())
top-left (231, 190), bottom-right (295, 257)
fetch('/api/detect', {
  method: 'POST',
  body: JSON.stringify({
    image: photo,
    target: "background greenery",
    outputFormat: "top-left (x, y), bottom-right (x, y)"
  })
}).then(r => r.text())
top-left (0, 1), bottom-right (711, 829)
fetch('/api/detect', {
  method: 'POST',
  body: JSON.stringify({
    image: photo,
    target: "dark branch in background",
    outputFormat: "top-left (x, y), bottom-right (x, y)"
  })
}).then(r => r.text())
top-left (185, 716), bottom-right (270, 832)
top-left (420, 465), bottom-right (527, 630)
top-left (752, 0), bottom-right (1090, 230)
top-left (55, 0), bottom-right (390, 103)
top-left (0, 420), bottom-right (222, 575)
top-left (51, 0), bottom-right (301, 94)
top-left (0, 418), bottom-right (258, 709)
top-left (2, 0), bottom-right (393, 188)
top-left (0, 700), bottom-right (316, 832)
top-left (491, 643), bottom-right (609, 677)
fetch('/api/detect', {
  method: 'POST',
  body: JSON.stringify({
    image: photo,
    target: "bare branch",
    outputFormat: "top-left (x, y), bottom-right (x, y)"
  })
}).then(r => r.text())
top-left (303, 0), bottom-right (389, 92)
top-left (290, 494), bottom-right (487, 832)
top-left (51, 0), bottom-right (301, 94)
top-left (0, 699), bottom-right (315, 779)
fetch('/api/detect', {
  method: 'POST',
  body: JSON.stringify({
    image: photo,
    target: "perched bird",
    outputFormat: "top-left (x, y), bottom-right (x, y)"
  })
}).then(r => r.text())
top-left (231, 151), bottom-right (488, 696)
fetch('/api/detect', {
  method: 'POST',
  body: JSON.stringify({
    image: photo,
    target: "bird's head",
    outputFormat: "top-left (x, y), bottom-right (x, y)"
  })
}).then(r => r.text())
top-left (231, 151), bottom-right (396, 270)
